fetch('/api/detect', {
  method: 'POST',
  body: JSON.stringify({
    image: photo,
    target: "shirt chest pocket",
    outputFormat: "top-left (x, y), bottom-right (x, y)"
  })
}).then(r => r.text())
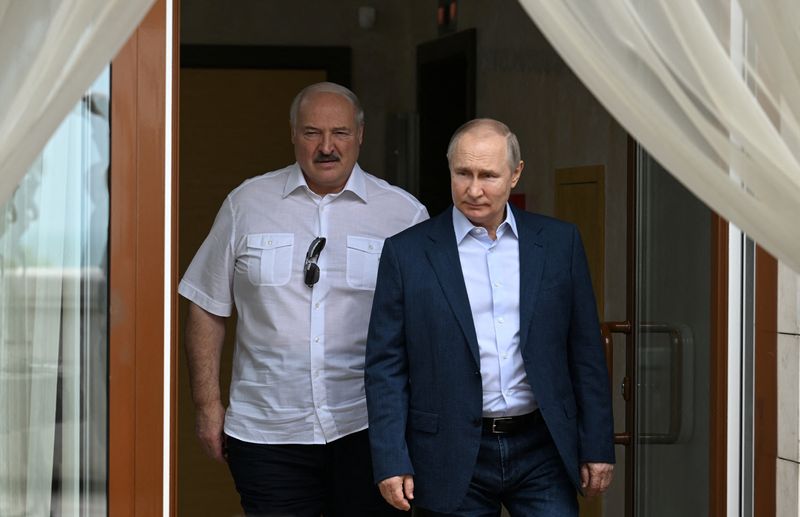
top-left (245, 233), bottom-right (294, 286)
top-left (346, 235), bottom-right (384, 290)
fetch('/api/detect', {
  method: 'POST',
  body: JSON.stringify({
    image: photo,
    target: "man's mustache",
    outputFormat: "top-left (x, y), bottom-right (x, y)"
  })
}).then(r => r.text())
top-left (314, 152), bottom-right (341, 163)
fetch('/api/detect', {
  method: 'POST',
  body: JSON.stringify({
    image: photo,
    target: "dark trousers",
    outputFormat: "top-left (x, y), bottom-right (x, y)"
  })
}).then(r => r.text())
top-left (226, 429), bottom-right (403, 517)
top-left (416, 411), bottom-right (578, 517)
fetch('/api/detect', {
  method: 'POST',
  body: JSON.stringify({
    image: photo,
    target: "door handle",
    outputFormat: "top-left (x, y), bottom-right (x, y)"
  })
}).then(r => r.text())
top-left (601, 320), bottom-right (693, 446)
top-left (638, 323), bottom-right (692, 444)
top-left (601, 321), bottom-right (632, 446)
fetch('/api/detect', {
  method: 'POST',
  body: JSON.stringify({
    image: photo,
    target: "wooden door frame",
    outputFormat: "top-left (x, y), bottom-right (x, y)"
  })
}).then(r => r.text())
top-left (709, 224), bottom-right (777, 517)
top-left (754, 246), bottom-right (777, 515)
top-left (109, 0), bottom-right (180, 514)
top-left (709, 216), bottom-right (728, 516)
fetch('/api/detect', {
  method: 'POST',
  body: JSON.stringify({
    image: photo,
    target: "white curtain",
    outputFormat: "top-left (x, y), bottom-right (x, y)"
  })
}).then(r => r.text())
top-left (0, 0), bottom-right (155, 206)
top-left (0, 71), bottom-right (110, 516)
top-left (518, 0), bottom-right (800, 273)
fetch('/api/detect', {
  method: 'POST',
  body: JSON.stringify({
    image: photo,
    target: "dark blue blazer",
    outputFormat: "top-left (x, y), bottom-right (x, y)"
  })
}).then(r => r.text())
top-left (365, 205), bottom-right (615, 513)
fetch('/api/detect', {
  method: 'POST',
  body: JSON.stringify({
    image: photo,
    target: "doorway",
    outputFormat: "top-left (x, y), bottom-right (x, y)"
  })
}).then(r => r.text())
top-left (177, 44), bottom-right (350, 516)
top-left (175, 7), bottom-right (739, 517)
top-left (416, 29), bottom-right (476, 218)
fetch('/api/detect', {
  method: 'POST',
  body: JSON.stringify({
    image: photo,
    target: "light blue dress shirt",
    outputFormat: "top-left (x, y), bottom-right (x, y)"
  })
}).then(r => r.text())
top-left (453, 205), bottom-right (537, 417)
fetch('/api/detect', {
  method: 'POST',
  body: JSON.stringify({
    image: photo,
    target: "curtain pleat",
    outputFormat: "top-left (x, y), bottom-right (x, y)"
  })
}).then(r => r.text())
top-left (520, 0), bottom-right (800, 272)
top-left (0, 0), bottom-right (155, 205)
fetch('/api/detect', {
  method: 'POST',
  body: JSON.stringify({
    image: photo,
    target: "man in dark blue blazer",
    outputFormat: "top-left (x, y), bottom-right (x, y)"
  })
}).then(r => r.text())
top-left (365, 119), bottom-right (615, 515)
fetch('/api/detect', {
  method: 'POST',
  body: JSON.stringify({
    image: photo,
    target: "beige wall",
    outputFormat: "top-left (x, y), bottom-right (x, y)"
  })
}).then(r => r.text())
top-left (182, 0), bottom-right (425, 178)
top-left (777, 263), bottom-right (800, 517)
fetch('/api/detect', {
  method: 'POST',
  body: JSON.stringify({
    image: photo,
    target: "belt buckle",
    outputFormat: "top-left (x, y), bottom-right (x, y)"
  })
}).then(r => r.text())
top-left (491, 416), bottom-right (513, 434)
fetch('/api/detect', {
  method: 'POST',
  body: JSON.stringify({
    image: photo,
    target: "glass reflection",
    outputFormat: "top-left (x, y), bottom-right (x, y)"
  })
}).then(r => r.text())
top-left (0, 68), bottom-right (109, 515)
top-left (635, 149), bottom-right (710, 516)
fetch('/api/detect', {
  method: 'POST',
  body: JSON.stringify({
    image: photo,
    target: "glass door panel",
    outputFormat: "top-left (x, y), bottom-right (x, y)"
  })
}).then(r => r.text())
top-left (635, 149), bottom-right (711, 516)
top-left (0, 68), bottom-right (109, 515)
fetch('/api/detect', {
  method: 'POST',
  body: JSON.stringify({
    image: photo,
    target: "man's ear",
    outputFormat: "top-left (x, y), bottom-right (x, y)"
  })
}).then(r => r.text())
top-left (511, 160), bottom-right (524, 187)
top-left (357, 123), bottom-right (365, 145)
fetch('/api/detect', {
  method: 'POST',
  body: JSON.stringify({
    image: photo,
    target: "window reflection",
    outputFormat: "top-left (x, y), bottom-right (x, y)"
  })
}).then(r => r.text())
top-left (0, 68), bottom-right (109, 515)
top-left (635, 149), bottom-right (711, 516)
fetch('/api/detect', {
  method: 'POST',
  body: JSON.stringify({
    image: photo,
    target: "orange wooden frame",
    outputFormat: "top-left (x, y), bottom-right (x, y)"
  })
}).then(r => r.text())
top-left (109, 0), bottom-right (179, 514)
top-left (754, 246), bottom-right (777, 516)
top-left (709, 215), bottom-right (728, 516)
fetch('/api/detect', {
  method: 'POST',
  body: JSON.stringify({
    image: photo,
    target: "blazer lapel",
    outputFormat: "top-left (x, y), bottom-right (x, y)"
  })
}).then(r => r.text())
top-left (513, 206), bottom-right (546, 348)
top-left (425, 208), bottom-right (481, 367)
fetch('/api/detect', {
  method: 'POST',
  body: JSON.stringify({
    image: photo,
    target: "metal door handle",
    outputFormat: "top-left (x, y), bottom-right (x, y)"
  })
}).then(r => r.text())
top-left (601, 320), bottom-right (693, 446)
top-left (601, 321), bottom-right (632, 446)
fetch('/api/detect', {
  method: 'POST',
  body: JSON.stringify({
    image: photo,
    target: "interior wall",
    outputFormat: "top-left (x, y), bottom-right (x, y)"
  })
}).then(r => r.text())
top-left (181, 0), bottom-right (421, 177)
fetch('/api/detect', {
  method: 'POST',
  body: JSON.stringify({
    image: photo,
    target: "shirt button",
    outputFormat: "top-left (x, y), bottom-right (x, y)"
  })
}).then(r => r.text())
top-left (497, 317), bottom-right (504, 324)
top-left (368, 244), bottom-right (374, 250)
top-left (267, 240), bottom-right (272, 245)
top-left (314, 337), bottom-right (320, 343)
top-left (502, 353), bottom-right (508, 359)
top-left (493, 282), bottom-right (500, 288)
top-left (315, 303), bottom-right (320, 309)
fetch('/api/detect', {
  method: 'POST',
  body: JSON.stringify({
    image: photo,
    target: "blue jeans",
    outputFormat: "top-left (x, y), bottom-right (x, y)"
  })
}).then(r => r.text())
top-left (416, 412), bottom-right (577, 517)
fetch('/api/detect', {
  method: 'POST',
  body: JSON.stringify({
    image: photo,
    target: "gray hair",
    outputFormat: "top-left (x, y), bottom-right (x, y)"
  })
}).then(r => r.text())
top-left (289, 82), bottom-right (364, 129)
top-left (446, 118), bottom-right (521, 171)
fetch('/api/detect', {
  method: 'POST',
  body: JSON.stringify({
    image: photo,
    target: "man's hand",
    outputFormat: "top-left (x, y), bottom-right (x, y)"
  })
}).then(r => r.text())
top-left (580, 462), bottom-right (614, 497)
top-left (195, 401), bottom-right (227, 462)
top-left (378, 475), bottom-right (415, 511)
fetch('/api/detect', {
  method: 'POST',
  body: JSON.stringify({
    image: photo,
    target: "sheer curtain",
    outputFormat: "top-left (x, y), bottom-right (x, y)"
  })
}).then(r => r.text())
top-left (0, 0), bottom-right (155, 206)
top-left (0, 70), bottom-right (110, 516)
top-left (518, 0), bottom-right (800, 272)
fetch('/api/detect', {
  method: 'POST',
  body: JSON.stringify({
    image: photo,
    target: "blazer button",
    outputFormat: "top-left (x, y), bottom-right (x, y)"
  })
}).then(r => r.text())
top-left (474, 371), bottom-right (480, 376)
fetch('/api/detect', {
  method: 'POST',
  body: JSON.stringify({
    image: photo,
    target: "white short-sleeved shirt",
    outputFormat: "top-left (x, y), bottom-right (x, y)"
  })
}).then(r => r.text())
top-left (179, 163), bottom-right (428, 444)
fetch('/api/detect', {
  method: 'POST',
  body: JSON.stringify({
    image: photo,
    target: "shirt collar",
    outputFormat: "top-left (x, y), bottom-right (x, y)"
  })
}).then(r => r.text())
top-left (452, 203), bottom-right (519, 244)
top-left (282, 162), bottom-right (368, 202)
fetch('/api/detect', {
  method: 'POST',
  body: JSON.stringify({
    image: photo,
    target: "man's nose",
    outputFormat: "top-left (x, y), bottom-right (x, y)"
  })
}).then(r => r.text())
top-left (466, 178), bottom-right (482, 198)
top-left (319, 133), bottom-right (334, 154)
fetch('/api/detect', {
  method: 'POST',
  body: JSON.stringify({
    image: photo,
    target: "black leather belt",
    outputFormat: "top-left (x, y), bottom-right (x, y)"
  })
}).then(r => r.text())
top-left (482, 410), bottom-right (541, 434)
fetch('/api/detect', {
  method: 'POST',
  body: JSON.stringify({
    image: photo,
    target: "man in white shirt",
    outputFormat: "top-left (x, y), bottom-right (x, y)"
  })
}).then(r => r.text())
top-left (179, 82), bottom-right (427, 516)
